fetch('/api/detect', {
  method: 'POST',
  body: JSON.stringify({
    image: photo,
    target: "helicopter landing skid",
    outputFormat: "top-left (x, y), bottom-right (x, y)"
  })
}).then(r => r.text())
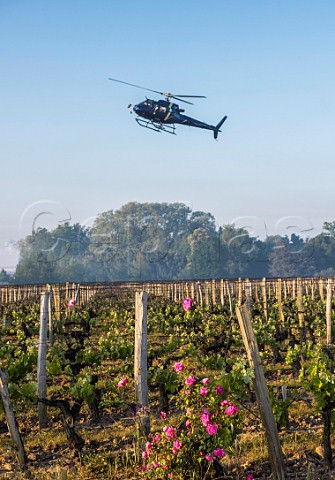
top-left (135, 118), bottom-right (176, 135)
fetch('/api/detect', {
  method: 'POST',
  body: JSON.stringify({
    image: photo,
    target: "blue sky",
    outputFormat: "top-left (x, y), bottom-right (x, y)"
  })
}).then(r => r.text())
top-left (1, 0), bottom-right (335, 270)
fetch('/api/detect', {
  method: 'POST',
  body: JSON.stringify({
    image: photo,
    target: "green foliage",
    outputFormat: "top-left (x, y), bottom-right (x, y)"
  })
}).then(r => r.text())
top-left (6, 342), bottom-right (38, 382)
top-left (47, 344), bottom-right (65, 376)
top-left (98, 330), bottom-right (134, 360)
top-left (299, 344), bottom-right (335, 410)
top-left (268, 387), bottom-right (293, 429)
top-left (285, 341), bottom-right (314, 369)
top-left (150, 367), bottom-right (179, 394)
top-left (72, 374), bottom-right (96, 404)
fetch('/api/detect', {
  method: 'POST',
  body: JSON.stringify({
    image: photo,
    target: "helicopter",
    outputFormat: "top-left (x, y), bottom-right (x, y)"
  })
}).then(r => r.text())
top-left (108, 78), bottom-right (227, 140)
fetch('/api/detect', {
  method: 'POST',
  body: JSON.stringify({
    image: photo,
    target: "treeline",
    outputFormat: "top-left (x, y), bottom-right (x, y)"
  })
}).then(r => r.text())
top-left (8, 202), bottom-right (335, 283)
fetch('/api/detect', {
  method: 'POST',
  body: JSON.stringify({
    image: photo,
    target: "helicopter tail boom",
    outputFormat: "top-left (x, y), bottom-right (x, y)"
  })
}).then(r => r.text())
top-left (214, 116), bottom-right (227, 140)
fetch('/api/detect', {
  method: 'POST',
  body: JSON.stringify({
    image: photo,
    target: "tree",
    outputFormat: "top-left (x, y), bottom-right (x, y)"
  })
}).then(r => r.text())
top-left (267, 234), bottom-right (312, 277)
top-left (0, 269), bottom-right (10, 283)
top-left (218, 225), bottom-right (260, 277)
top-left (181, 227), bottom-right (220, 279)
top-left (323, 221), bottom-right (335, 237)
top-left (90, 202), bottom-right (195, 280)
top-left (14, 224), bottom-right (91, 283)
top-left (305, 230), bottom-right (335, 276)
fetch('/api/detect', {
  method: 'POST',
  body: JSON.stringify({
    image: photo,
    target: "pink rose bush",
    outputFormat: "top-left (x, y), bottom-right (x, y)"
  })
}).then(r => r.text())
top-left (67, 298), bottom-right (76, 307)
top-left (140, 364), bottom-right (240, 479)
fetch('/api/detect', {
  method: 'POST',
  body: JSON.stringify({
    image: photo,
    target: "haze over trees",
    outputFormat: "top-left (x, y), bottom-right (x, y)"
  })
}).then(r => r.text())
top-left (10, 202), bottom-right (335, 283)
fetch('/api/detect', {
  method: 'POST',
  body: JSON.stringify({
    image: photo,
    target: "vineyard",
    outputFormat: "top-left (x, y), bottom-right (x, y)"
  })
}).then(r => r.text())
top-left (1, 278), bottom-right (335, 480)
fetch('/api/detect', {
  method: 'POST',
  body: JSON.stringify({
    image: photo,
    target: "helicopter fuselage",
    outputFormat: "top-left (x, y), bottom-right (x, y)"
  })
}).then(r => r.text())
top-left (133, 99), bottom-right (222, 133)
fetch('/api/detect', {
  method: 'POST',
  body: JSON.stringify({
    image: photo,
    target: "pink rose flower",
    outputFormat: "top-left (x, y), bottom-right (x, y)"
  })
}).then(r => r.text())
top-left (225, 404), bottom-right (238, 416)
top-left (215, 385), bottom-right (224, 395)
top-left (185, 420), bottom-right (191, 429)
top-left (117, 377), bottom-right (129, 389)
top-left (163, 426), bottom-right (177, 439)
top-left (206, 453), bottom-right (215, 462)
top-left (146, 441), bottom-right (152, 452)
top-left (206, 424), bottom-right (218, 435)
top-left (160, 411), bottom-right (167, 419)
top-left (142, 451), bottom-right (148, 459)
top-left (185, 376), bottom-right (196, 386)
top-left (213, 447), bottom-right (226, 458)
top-left (200, 387), bottom-right (208, 396)
top-left (220, 400), bottom-right (231, 407)
top-left (246, 475), bottom-right (253, 480)
top-left (201, 412), bottom-right (211, 426)
top-left (182, 297), bottom-right (193, 311)
top-left (201, 377), bottom-right (210, 385)
top-left (67, 299), bottom-right (76, 307)
top-left (174, 361), bottom-right (185, 373)
top-left (173, 439), bottom-right (182, 450)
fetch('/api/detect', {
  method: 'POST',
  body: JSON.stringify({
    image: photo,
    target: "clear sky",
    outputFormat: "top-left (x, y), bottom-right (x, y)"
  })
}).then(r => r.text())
top-left (1, 0), bottom-right (335, 271)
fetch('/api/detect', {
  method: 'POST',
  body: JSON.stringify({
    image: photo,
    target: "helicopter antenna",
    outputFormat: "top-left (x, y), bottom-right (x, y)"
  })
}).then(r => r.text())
top-left (108, 78), bottom-right (206, 105)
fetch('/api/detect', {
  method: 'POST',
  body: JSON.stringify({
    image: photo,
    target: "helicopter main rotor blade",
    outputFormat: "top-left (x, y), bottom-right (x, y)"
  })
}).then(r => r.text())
top-left (108, 78), bottom-right (206, 104)
top-left (108, 78), bottom-right (164, 96)
top-left (172, 95), bottom-right (207, 98)
top-left (170, 95), bottom-right (206, 105)
top-left (167, 96), bottom-right (192, 105)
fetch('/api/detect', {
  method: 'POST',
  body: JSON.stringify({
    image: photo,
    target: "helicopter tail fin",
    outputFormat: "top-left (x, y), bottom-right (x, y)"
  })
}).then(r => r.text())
top-left (214, 116), bottom-right (227, 139)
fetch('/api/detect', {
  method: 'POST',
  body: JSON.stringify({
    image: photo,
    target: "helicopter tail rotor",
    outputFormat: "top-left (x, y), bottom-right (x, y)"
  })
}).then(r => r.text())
top-left (214, 116), bottom-right (227, 140)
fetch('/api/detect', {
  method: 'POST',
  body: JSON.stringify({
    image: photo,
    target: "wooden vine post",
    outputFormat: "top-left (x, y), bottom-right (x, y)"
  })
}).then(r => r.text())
top-left (261, 278), bottom-right (268, 322)
top-left (226, 281), bottom-right (233, 317)
top-left (198, 282), bottom-right (203, 305)
top-left (245, 279), bottom-right (252, 312)
top-left (326, 279), bottom-right (333, 346)
top-left (134, 291), bottom-right (150, 436)
top-left (236, 305), bottom-right (286, 480)
top-left (47, 284), bottom-right (54, 347)
top-left (74, 283), bottom-right (81, 305)
top-left (238, 278), bottom-right (243, 306)
top-left (0, 368), bottom-right (28, 470)
top-left (297, 278), bottom-right (306, 343)
top-left (220, 279), bottom-right (224, 306)
top-left (319, 278), bottom-right (325, 301)
top-left (204, 282), bottom-right (209, 306)
top-left (190, 282), bottom-right (195, 300)
top-left (211, 279), bottom-right (216, 306)
top-left (52, 285), bottom-right (61, 321)
top-left (38, 291), bottom-right (50, 428)
top-left (276, 279), bottom-right (285, 326)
